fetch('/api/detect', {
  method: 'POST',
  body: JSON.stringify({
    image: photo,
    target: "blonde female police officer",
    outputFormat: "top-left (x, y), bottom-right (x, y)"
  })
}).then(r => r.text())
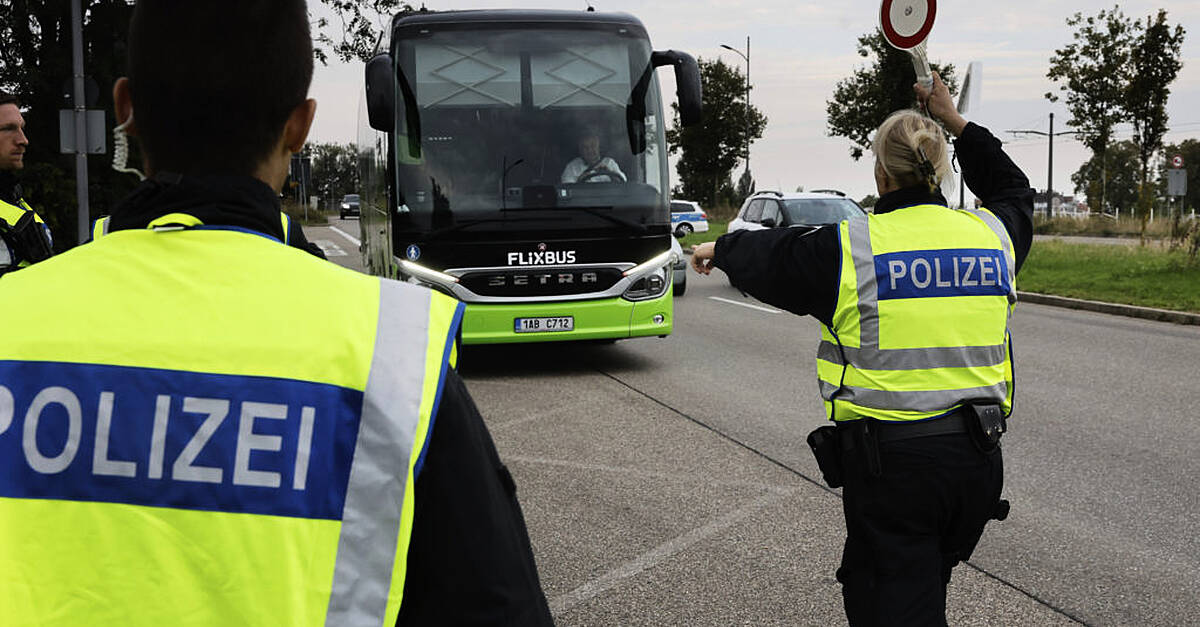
top-left (0, 2), bottom-right (552, 625)
top-left (692, 73), bottom-right (1034, 626)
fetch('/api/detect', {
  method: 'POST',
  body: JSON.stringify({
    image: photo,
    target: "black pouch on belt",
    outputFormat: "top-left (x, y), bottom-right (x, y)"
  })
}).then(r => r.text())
top-left (806, 425), bottom-right (844, 488)
top-left (965, 404), bottom-right (1006, 454)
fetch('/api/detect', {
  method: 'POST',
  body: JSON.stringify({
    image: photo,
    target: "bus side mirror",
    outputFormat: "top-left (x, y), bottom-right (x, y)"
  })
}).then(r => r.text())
top-left (652, 50), bottom-right (702, 127)
top-left (365, 54), bottom-right (395, 132)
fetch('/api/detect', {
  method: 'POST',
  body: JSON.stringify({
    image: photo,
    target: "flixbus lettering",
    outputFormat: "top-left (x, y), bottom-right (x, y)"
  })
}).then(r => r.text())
top-left (506, 250), bottom-right (577, 266)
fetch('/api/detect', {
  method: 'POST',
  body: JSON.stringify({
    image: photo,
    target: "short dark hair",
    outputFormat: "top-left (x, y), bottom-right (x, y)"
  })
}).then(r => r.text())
top-left (0, 90), bottom-right (19, 108)
top-left (128, 0), bottom-right (313, 176)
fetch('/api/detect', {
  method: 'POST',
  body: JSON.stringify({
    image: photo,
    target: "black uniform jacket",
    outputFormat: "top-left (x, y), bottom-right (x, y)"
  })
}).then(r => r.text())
top-left (715, 122), bottom-right (1035, 327)
top-left (109, 174), bottom-right (555, 626)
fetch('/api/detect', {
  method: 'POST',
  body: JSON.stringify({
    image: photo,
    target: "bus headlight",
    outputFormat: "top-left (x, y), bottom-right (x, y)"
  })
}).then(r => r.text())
top-left (622, 265), bottom-right (670, 301)
top-left (399, 259), bottom-right (459, 295)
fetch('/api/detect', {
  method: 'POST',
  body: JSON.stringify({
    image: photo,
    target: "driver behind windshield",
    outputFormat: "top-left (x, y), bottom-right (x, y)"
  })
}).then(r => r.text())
top-left (560, 126), bottom-right (625, 183)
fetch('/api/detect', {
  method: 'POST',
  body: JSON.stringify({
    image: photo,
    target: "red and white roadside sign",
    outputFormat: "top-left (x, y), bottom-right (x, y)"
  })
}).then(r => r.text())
top-left (1172, 155), bottom-right (1184, 168)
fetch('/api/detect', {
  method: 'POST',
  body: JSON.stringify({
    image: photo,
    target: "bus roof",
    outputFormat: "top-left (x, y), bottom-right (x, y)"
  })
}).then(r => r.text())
top-left (392, 8), bottom-right (648, 32)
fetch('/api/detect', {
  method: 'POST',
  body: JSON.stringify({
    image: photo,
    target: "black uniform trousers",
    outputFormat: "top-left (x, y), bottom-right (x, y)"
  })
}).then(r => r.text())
top-left (835, 430), bottom-right (1003, 627)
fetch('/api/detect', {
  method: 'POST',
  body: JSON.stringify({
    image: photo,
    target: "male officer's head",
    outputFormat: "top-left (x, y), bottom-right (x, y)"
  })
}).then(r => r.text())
top-left (0, 91), bottom-right (28, 172)
top-left (114, 0), bottom-right (316, 192)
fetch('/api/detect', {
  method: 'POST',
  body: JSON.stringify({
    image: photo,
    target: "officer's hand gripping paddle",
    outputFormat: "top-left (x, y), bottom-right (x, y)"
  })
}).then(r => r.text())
top-left (879, 0), bottom-right (937, 92)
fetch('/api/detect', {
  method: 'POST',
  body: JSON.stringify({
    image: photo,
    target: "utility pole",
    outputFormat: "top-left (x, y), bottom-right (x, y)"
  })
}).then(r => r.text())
top-left (71, 0), bottom-right (90, 244)
top-left (1008, 113), bottom-right (1074, 218)
top-left (720, 37), bottom-right (751, 178)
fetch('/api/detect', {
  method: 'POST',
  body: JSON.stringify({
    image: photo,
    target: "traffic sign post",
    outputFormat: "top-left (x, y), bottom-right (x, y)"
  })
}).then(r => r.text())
top-left (879, 0), bottom-right (937, 90)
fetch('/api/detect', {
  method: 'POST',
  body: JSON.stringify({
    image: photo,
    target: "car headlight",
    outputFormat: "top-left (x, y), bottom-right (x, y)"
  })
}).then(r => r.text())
top-left (341, 203), bottom-right (351, 209)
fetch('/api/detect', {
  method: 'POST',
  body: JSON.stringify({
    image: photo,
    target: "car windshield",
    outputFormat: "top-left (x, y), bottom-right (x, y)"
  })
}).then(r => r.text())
top-left (670, 202), bottom-right (694, 212)
top-left (344, 195), bottom-right (360, 202)
top-left (782, 198), bottom-right (863, 225)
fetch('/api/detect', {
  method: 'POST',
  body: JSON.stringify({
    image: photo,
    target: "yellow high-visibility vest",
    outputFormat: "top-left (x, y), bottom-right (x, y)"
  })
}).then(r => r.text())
top-left (92, 212), bottom-right (294, 244)
top-left (818, 204), bottom-right (1016, 422)
top-left (0, 197), bottom-right (44, 227)
top-left (0, 214), bottom-right (463, 626)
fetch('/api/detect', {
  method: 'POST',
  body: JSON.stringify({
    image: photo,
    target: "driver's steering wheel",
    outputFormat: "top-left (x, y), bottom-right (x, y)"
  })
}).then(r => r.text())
top-left (577, 168), bottom-right (626, 183)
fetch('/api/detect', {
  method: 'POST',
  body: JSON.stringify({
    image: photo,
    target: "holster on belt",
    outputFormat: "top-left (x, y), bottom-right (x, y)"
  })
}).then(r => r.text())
top-left (964, 403), bottom-right (1006, 454)
top-left (806, 425), bottom-right (844, 488)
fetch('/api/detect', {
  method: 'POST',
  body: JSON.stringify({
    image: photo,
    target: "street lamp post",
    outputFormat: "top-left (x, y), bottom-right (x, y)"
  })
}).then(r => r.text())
top-left (720, 37), bottom-right (751, 178)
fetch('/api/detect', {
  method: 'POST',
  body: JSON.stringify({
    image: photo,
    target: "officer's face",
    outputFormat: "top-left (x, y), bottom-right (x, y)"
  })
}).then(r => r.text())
top-left (0, 104), bottom-right (28, 171)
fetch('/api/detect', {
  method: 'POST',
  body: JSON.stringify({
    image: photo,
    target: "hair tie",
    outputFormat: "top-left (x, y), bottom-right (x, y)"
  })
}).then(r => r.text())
top-left (916, 145), bottom-right (937, 191)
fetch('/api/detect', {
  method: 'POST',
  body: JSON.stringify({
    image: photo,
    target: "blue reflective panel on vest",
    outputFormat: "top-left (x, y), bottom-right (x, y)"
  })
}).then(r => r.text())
top-left (0, 361), bottom-right (362, 520)
top-left (874, 248), bottom-right (1010, 300)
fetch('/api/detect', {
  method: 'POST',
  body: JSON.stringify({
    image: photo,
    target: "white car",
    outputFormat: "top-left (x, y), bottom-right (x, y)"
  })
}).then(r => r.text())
top-left (728, 191), bottom-right (866, 234)
top-left (670, 200), bottom-right (709, 238)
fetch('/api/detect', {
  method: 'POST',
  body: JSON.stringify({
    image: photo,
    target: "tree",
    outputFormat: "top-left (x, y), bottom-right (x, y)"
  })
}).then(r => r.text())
top-left (309, 142), bottom-right (360, 208)
top-left (1072, 140), bottom-right (1140, 215)
top-left (735, 169), bottom-right (755, 203)
top-left (858, 194), bottom-right (878, 209)
top-left (666, 58), bottom-right (766, 209)
top-left (1126, 10), bottom-right (1185, 228)
top-left (1046, 7), bottom-right (1137, 214)
top-left (313, 0), bottom-right (415, 64)
top-left (826, 30), bottom-right (957, 161)
top-left (0, 0), bottom-right (399, 247)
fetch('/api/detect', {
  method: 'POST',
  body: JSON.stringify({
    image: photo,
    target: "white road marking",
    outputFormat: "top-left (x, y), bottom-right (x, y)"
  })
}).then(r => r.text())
top-left (548, 488), bottom-right (793, 614)
top-left (329, 225), bottom-right (361, 247)
top-left (312, 240), bottom-right (347, 257)
top-left (708, 296), bottom-right (781, 314)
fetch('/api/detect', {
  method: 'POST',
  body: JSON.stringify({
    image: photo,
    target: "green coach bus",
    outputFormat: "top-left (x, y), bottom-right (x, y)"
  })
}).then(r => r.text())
top-left (357, 8), bottom-right (701, 344)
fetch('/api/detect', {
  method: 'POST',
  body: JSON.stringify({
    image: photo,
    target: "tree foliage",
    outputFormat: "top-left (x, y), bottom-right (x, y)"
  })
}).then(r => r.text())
top-left (309, 142), bottom-right (360, 205)
top-left (1071, 140), bottom-right (1140, 214)
top-left (1048, 6), bottom-right (1187, 224)
top-left (312, 0), bottom-right (415, 64)
top-left (826, 30), bottom-right (957, 161)
top-left (1127, 10), bottom-right (1185, 188)
top-left (0, 0), bottom-right (401, 247)
top-left (666, 58), bottom-right (766, 209)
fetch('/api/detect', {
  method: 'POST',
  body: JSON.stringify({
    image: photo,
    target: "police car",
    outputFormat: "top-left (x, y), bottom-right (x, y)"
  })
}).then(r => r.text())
top-left (670, 200), bottom-right (709, 238)
top-left (728, 190), bottom-right (865, 234)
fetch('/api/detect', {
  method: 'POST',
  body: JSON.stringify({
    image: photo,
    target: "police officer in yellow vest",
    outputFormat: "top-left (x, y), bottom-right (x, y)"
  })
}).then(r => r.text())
top-left (692, 72), bottom-right (1034, 626)
top-left (0, 2), bottom-right (552, 624)
top-left (0, 90), bottom-right (54, 273)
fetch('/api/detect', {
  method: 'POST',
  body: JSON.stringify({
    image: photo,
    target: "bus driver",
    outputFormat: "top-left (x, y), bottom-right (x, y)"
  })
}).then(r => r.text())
top-left (560, 126), bottom-right (625, 184)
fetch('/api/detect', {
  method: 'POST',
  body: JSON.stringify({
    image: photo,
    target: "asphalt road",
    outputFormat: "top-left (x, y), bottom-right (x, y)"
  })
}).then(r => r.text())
top-left (310, 218), bottom-right (1200, 626)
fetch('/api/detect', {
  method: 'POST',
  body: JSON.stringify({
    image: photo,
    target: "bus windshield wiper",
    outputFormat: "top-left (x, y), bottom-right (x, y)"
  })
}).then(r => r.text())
top-left (572, 206), bottom-right (649, 234)
top-left (426, 216), bottom-right (548, 240)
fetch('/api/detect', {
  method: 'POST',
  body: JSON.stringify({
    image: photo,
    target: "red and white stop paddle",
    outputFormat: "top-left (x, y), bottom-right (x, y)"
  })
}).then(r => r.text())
top-left (880, 0), bottom-right (937, 91)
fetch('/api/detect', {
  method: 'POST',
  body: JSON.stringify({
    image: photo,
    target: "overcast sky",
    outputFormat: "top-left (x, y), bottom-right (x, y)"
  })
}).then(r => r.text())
top-left (306, 0), bottom-right (1200, 205)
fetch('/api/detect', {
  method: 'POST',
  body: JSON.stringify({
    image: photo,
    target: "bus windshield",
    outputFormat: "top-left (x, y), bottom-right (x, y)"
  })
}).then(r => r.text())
top-left (390, 25), bottom-right (668, 239)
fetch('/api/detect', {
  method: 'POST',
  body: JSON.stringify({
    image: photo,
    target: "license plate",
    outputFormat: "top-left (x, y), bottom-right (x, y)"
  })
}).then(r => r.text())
top-left (514, 316), bottom-right (574, 333)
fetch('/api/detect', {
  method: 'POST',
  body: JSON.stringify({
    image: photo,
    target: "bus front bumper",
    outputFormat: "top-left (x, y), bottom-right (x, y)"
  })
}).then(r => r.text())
top-left (459, 291), bottom-right (673, 345)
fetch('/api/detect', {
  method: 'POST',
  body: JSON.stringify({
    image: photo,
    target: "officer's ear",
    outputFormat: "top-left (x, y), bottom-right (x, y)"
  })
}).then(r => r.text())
top-left (282, 99), bottom-right (317, 154)
top-left (113, 78), bottom-right (137, 137)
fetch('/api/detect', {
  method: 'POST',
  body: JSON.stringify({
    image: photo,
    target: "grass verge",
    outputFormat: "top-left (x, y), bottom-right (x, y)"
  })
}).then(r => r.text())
top-left (677, 220), bottom-right (728, 248)
top-left (1020, 240), bottom-right (1200, 313)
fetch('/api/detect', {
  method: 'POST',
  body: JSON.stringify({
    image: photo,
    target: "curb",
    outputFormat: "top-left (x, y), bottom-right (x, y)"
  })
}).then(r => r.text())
top-left (1018, 292), bottom-right (1200, 326)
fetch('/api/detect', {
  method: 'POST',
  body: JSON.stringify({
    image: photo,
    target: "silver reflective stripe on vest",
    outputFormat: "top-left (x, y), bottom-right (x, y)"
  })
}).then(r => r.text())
top-left (819, 379), bottom-right (1008, 411)
top-left (326, 281), bottom-right (432, 626)
top-left (964, 208), bottom-right (1017, 304)
top-left (817, 340), bottom-right (1007, 370)
top-left (847, 217), bottom-right (880, 348)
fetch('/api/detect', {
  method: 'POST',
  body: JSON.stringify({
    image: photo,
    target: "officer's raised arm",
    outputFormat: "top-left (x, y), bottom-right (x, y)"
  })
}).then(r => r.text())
top-left (917, 72), bottom-right (1035, 271)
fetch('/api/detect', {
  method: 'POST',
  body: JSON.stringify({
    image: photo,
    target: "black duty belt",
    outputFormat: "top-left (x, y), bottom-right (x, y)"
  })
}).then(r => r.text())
top-left (836, 410), bottom-right (970, 446)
